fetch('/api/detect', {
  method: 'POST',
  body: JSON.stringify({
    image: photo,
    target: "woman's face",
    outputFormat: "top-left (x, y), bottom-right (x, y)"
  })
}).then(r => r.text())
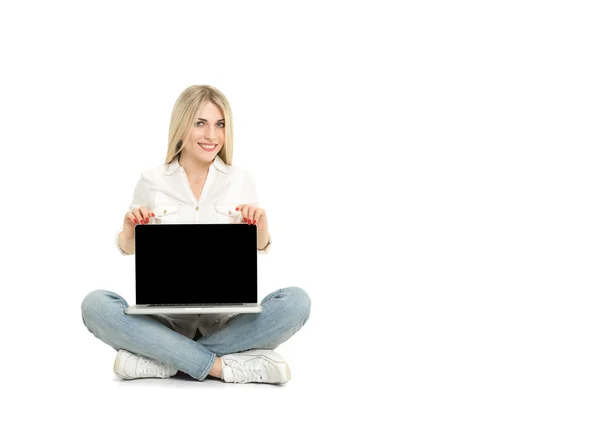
top-left (181, 102), bottom-right (225, 164)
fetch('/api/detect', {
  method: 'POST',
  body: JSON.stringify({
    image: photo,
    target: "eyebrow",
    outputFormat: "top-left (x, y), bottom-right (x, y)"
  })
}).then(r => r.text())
top-left (197, 118), bottom-right (225, 122)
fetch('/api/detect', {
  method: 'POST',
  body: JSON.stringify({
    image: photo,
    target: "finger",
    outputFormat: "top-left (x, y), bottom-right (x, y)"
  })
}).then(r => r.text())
top-left (139, 206), bottom-right (150, 224)
top-left (241, 205), bottom-right (250, 223)
top-left (251, 208), bottom-right (264, 225)
top-left (126, 211), bottom-right (137, 224)
top-left (132, 208), bottom-right (144, 224)
top-left (246, 207), bottom-right (257, 224)
top-left (145, 207), bottom-right (155, 220)
top-left (235, 204), bottom-right (244, 221)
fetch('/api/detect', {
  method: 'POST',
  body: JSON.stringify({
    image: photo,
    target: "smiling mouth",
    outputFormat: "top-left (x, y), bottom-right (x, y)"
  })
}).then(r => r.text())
top-left (198, 143), bottom-right (217, 150)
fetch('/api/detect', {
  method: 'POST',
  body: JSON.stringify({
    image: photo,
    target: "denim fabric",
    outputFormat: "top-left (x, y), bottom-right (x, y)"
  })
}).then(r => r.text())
top-left (81, 287), bottom-right (311, 380)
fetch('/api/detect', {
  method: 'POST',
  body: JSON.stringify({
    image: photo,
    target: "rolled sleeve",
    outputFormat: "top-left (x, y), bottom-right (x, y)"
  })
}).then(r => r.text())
top-left (129, 174), bottom-right (153, 211)
top-left (241, 169), bottom-right (260, 207)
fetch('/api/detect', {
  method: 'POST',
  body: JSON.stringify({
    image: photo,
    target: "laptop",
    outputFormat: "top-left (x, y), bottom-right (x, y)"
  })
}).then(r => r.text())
top-left (124, 223), bottom-right (262, 315)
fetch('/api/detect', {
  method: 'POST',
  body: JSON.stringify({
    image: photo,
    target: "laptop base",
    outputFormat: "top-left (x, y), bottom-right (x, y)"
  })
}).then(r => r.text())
top-left (124, 303), bottom-right (262, 315)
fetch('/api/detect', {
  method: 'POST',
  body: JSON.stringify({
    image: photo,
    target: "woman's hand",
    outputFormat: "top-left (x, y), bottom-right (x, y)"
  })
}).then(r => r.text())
top-left (236, 204), bottom-right (269, 231)
top-left (122, 206), bottom-right (155, 239)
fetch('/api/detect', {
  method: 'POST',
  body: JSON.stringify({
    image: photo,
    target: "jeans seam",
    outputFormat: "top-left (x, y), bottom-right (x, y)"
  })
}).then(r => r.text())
top-left (196, 352), bottom-right (217, 381)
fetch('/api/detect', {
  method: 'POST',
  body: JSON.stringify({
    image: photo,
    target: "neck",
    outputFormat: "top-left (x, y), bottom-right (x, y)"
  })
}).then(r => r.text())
top-left (178, 153), bottom-right (213, 180)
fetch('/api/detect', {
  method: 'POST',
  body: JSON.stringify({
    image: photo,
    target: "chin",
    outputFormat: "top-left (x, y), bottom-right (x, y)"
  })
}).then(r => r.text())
top-left (195, 146), bottom-right (220, 158)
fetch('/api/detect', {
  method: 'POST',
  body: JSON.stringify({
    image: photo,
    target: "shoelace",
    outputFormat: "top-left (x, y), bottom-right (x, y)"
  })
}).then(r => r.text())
top-left (229, 361), bottom-right (268, 383)
top-left (138, 357), bottom-right (169, 377)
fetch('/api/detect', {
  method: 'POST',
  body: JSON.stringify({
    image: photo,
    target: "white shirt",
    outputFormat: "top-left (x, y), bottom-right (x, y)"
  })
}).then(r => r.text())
top-left (116, 155), bottom-right (271, 339)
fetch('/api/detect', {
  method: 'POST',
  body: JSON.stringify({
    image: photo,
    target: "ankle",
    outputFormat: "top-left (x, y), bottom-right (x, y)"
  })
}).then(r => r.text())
top-left (209, 357), bottom-right (222, 378)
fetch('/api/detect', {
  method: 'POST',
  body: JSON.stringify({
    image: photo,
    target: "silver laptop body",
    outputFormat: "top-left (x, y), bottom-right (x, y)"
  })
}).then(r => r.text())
top-left (124, 224), bottom-right (262, 315)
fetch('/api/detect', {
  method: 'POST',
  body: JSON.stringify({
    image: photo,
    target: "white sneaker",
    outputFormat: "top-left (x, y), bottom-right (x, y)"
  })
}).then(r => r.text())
top-left (113, 350), bottom-right (178, 380)
top-left (220, 350), bottom-right (291, 384)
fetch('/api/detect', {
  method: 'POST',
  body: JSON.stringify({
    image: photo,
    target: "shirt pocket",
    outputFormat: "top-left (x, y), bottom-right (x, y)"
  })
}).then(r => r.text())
top-left (213, 202), bottom-right (242, 224)
top-left (152, 204), bottom-right (181, 224)
top-left (151, 191), bottom-right (183, 224)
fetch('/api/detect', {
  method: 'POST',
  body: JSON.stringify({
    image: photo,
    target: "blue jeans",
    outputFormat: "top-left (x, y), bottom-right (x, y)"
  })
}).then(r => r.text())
top-left (81, 287), bottom-right (311, 380)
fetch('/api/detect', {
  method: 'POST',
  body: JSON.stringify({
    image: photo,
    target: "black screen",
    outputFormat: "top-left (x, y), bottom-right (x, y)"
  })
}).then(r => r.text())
top-left (134, 224), bottom-right (257, 304)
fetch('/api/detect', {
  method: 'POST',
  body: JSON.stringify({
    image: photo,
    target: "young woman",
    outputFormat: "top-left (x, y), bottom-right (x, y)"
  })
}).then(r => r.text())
top-left (81, 85), bottom-right (311, 384)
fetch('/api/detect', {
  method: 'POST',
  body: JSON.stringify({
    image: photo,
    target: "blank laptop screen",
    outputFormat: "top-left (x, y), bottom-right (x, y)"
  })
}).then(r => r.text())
top-left (134, 224), bottom-right (258, 304)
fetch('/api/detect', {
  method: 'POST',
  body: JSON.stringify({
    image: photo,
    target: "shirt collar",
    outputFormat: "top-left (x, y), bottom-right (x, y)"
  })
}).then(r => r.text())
top-left (165, 155), bottom-right (229, 176)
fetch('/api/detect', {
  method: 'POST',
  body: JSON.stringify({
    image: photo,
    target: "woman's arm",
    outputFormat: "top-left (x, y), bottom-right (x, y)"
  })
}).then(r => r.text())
top-left (257, 229), bottom-right (270, 251)
top-left (239, 169), bottom-right (271, 252)
top-left (118, 230), bottom-right (135, 254)
top-left (236, 203), bottom-right (271, 253)
top-left (117, 173), bottom-right (153, 255)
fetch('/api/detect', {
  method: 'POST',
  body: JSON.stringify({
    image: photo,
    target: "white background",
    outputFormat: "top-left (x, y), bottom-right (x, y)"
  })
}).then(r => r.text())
top-left (1, 0), bottom-right (599, 426)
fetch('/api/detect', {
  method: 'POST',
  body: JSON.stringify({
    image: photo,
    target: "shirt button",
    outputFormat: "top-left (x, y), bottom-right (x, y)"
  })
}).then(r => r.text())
top-left (163, 209), bottom-right (167, 214)
top-left (196, 207), bottom-right (199, 211)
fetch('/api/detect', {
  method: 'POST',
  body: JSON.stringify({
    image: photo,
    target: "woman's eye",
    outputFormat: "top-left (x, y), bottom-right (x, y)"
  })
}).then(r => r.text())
top-left (195, 121), bottom-right (224, 128)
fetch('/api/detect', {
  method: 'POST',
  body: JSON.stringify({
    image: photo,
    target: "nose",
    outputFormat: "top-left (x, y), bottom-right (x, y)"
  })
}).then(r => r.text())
top-left (204, 126), bottom-right (215, 141)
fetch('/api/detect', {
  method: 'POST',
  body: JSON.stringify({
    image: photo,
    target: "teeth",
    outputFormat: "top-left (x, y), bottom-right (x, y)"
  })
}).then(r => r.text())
top-left (199, 144), bottom-right (216, 148)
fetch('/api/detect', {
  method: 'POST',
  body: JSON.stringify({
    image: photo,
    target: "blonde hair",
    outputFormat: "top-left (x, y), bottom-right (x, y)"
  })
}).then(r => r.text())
top-left (165, 85), bottom-right (234, 165)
